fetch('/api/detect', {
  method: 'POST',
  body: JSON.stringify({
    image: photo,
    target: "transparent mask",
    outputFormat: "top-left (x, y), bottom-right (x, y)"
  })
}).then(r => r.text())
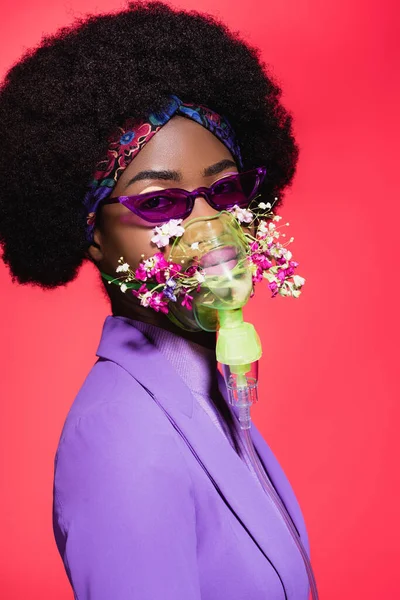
top-left (167, 211), bottom-right (253, 332)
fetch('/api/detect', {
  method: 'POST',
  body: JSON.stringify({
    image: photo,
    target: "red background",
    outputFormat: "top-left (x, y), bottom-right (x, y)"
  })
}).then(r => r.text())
top-left (0, 1), bottom-right (399, 598)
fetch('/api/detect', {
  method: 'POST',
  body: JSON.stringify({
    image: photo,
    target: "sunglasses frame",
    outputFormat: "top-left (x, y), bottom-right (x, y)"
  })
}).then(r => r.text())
top-left (100, 166), bottom-right (267, 224)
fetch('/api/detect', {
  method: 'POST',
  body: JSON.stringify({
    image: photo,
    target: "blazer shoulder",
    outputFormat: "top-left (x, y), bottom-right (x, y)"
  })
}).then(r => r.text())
top-left (57, 358), bottom-right (171, 450)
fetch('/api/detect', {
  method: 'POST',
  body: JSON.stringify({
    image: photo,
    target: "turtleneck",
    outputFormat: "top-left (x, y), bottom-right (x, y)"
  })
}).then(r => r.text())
top-left (129, 318), bottom-right (265, 489)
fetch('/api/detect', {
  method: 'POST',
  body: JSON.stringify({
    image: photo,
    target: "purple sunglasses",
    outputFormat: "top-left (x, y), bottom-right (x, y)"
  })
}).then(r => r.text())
top-left (100, 166), bottom-right (267, 224)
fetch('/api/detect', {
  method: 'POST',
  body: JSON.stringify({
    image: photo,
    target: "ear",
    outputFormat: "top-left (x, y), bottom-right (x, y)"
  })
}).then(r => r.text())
top-left (86, 228), bottom-right (105, 263)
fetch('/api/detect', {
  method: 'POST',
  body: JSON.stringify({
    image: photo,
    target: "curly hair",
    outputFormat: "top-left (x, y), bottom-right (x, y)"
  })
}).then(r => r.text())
top-left (0, 0), bottom-right (299, 289)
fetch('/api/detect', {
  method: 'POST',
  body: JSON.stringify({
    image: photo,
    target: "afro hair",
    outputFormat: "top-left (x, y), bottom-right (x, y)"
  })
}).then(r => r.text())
top-left (0, 0), bottom-right (299, 289)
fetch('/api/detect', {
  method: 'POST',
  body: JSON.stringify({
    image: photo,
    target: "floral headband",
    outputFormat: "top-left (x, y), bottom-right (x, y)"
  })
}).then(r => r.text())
top-left (83, 94), bottom-right (244, 244)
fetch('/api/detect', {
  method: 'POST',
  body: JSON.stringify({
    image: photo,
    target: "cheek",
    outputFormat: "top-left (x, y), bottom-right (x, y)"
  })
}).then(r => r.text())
top-left (101, 220), bottom-right (158, 272)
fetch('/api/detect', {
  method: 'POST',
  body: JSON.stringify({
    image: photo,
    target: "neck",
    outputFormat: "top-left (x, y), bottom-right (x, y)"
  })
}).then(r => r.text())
top-left (108, 284), bottom-right (216, 350)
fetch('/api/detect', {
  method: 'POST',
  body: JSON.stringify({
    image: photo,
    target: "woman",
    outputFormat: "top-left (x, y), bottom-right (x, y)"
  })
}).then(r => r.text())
top-left (0, 2), bottom-right (313, 598)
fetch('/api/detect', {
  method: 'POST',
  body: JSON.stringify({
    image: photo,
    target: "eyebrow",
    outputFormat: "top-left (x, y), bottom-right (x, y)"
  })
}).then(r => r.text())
top-left (123, 158), bottom-right (237, 189)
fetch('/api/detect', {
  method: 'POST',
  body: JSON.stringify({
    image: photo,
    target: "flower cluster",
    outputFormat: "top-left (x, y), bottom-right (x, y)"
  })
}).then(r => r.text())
top-left (111, 250), bottom-right (205, 313)
top-left (107, 202), bottom-right (305, 314)
top-left (228, 203), bottom-right (306, 298)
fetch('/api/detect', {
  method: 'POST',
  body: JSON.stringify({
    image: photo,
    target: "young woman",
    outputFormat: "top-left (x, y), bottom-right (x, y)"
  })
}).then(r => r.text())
top-left (0, 2), bottom-right (315, 598)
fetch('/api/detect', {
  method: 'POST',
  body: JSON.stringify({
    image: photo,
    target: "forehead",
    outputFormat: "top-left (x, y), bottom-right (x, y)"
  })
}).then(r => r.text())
top-left (123, 115), bottom-right (234, 174)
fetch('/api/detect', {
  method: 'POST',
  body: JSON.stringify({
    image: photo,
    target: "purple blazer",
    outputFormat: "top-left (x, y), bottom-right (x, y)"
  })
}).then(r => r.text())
top-left (52, 315), bottom-right (310, 599)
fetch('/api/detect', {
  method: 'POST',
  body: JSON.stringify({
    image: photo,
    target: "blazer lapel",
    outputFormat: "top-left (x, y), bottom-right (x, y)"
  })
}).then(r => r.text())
top-left (96, 316), bottom-right (307, 599)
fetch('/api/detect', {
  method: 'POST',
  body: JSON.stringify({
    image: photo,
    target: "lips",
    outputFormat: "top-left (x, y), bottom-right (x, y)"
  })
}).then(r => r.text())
top-left (200, 246), bottom-right (238, 276)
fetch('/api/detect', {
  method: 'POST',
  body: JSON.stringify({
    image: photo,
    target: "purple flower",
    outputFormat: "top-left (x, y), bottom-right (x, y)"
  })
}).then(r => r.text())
top-left (162, 284), bottom-right (177, 302)
top-left (165, 278), bottom-right (177, 289)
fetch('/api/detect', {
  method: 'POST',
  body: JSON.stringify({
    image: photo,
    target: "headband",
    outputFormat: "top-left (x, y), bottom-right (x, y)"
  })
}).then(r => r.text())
top-left (83, 94), bottom-right (243, 244)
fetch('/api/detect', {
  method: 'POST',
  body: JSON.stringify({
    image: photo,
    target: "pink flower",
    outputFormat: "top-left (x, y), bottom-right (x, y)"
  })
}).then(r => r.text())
top-left (250, 253), bottom-right (273, 270)
top-left (252, 266), bottom-right (264, 283)
top-left (277, 269), bottom-right (286, 282)
top-left (135, 265), bottom-right (148, 281)
top-left (181, 293), bottom-right (193, 310)
top-left (250, 241), bottom-right (259, 252)
top-left (284, 266), bottom-right (295, 278)
top-left (268, 281), bottom-right (279, 296)
top-left (169, 262), bottom-right (182, 277)
top-left (153, 253), bottom-right (169, 270)
top-left (132, 283), bottom-right (149, 298)
top-left (149, 293), bottom-right (169, 314)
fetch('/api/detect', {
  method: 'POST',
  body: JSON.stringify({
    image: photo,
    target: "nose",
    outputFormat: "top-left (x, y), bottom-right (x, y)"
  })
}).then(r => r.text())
top-left (183, 194), bottom-right (220, 223)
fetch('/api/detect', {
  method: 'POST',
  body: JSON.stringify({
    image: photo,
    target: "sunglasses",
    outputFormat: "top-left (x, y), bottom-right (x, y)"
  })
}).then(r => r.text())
top-left (100, 166), bottom-right (267, 224)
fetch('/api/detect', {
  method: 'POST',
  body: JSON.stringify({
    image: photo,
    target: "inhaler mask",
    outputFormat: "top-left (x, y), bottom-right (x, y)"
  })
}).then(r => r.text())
top-left (168, 211), bottom-right (262, 428)
top-left (168, 212), bottom-right (251, 329)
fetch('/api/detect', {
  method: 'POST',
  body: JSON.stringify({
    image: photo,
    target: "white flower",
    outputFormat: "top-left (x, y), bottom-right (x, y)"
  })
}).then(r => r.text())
top-left (139, 292), bottom-right (153, 307)
top-left (116, 262), bottom-right (130, 273)
top-left (293, 275), bottom-right (306, 287)
top-left (143, 256), bottom-right (156, 270)
top-left (151, 231), bottom-right (170, 248)
top-left (258, 220), bottom-right (268, 233)
top-left (120, 283), bottom-right (128, 293)
top-left (279, 286), bottom-right (289, 297)
top-left (272, 215), bottom-right (282, 222)
top-left (167, 219), bottom-right (185, 237)
top-left (258, 201), bottom-right (271, 210)
top-left (263, 271), bottom-right (277, 282)
top-left (270, 243), bottom-right (284, 258)
top-left (151, 218), bottom-right (185, 248)
top-left (250, 262), bottom-right (259, 276)
top-left (191, 242), bottom-right (199, 250)
top-left (282, 248), bottom-right (292, 260)
top-left (229, 205), bottom-right (254, 224)
top-left (194, 271), bottom-right (206, 283)
top-left (292, 289), bottom-right (301, 298)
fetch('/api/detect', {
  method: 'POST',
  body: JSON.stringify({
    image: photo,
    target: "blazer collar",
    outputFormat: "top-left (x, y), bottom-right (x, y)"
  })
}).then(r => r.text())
top-left (96, 315), bottom-right (308, 599)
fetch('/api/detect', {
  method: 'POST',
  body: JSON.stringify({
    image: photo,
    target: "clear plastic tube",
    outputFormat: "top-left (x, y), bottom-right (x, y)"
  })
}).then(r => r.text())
top-left (224, 368), bottom-right (319, 600)
top-left (242, 422), bottom-right (319, 600)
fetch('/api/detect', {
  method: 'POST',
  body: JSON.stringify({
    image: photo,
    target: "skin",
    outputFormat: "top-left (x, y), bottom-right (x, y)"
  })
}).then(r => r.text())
top-left (87, 115), bottom-right (240, 349)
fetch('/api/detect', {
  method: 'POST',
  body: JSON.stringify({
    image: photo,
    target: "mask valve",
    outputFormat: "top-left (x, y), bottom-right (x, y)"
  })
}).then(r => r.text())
top-left (216, 308), bottom-right (261, 430)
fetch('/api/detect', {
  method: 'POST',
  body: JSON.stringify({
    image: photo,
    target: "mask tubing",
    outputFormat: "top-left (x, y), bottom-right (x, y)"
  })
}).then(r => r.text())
top-left (222, 364), bottom-right (319, 600)
top-left (241, 426), bottom-right (319, 600)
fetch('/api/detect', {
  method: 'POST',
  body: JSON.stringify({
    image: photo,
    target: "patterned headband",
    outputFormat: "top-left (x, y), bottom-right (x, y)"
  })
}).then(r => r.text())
top-left (83, 94), bottom-right (243, 244)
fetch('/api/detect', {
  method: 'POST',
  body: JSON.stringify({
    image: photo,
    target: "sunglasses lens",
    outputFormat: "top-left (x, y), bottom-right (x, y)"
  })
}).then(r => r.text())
top-left (211, 170), bottom-right (263, 209)
top-left (122, 191), bottom-right (190, 223)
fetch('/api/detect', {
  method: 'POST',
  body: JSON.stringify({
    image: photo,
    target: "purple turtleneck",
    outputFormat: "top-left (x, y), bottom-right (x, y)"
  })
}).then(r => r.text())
top-left (131, 318), bottom-right (265, 490)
